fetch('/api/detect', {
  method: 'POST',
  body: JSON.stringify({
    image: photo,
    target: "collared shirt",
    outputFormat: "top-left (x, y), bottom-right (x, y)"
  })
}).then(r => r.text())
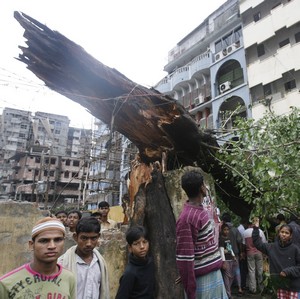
top-left (76, 252), bottom-right (101, 299)
top-left (101, 218), bottom-right (118, 231)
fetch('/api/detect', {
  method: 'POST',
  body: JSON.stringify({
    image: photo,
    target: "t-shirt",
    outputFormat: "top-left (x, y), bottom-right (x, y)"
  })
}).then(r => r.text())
top-left (0, 263), bottom-right (76, 299)
top-left (219, 235), bottom-right (235, 260)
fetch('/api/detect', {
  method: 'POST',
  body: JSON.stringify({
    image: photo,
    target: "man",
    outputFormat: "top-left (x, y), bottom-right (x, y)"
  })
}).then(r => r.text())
top-left (98, 201), bottom-right (118, 231)
top-left (0, 217), bottom-right (76, 298)
top-left (242, 217), bottom-right (267, 294)
top-left (176, 170), bottom-right (228, 299)
top-left (58, 216), bottom-right (110, 299)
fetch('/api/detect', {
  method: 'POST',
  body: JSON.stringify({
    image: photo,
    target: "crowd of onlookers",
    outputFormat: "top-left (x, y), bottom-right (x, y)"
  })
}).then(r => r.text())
top-left (1, 170), bottom-right (300, 299)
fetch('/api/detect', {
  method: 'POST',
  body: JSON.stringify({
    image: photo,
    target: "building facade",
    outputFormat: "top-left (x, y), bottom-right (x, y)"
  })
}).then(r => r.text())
top-left (155, 0), bottom-right (251, 143)
top-left (155, 0), bottom-right (300, 142)
top-left (240, 0), bottom-right (300, 120)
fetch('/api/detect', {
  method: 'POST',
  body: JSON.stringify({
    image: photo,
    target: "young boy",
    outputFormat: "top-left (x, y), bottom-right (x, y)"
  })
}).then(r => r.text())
top-left (55, 210), bottom-right (68, 226)
top-left (115, 225), bottom-right (155, 299)
top-left (0, 217), bottom-right (76, 298)
top-left (58, 216), bottom-right (110, 299)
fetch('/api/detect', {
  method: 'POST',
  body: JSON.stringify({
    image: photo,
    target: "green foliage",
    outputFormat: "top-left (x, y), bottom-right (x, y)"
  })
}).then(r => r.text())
top-left (217, 108), bottom-right (300, 226)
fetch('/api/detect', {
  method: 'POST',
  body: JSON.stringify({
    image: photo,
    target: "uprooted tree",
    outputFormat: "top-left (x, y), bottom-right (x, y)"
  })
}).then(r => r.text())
top-left (14, 11), bottom-right (252, 298)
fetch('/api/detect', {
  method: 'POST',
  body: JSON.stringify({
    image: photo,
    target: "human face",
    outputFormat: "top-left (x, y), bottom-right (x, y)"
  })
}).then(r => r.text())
top-left (279, 226), bottom-right (292, 244)
top-left (222, 226), bottom-right (230, 237)
top-left (67, 213), bottom-right (80, 230)
top-left (98, 206), bottom-right (109, 217)
top-left (74, 232), bottom-right (100, 258)
top-left (128, 237), bottom-right (149, 259)
top-left (29, 230), bottom-right (65, 264)
top-left (56, 213), bottom-right (67, 226)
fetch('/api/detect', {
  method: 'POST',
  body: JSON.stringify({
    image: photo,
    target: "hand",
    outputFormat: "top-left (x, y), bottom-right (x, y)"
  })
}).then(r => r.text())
top-left (280, 271), bottom-right (287, 277)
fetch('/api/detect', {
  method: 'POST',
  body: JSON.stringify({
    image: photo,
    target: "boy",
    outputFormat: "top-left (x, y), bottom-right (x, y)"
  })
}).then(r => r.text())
top-left (98, 201), bottom-right (118, 231)
top-left (176, 170), bottom-right (227, 299)
top-left (58, 216), bottom-right (110, 299)
top-left (0, 217), bottom-right (76, 298)
top-left (115, 225), bottom-right (155, 299)
top-left (55, 210), bottom-right (68, 226)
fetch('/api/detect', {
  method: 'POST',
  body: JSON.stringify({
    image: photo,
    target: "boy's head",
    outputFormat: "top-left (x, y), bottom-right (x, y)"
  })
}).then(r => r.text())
top-left (126, 225), bottom-right (149, 259)
top-left (55, 210), bottom-right (68, 226)
top-left (73, 217), bottom-right (101, 255)
top-left (75, 216), bottom-right (101, 234)
top-left (91, 211), bottom-right (102, 223)
top-left (181, 171), bottom-right (206, 198)
top-left (29, 217), bottom-right (66, 262)
top-left (67, 210), bottom-right (82, 230)
top-left (98, 201), bottom-right (110, 217)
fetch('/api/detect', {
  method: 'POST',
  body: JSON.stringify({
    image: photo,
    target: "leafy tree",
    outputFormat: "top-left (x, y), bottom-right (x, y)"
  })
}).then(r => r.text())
top-left (217, 107), bottom-right (300, 227)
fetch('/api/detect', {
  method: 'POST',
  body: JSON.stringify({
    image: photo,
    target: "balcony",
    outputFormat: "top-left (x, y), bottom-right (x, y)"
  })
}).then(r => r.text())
top-left (172, 66), bottom-right (190, 87)
top-left (247, 42), bottom-right (300, 88)
top-left (190, 52), bottom-right (212, 76)
top-left (243, 0), bottom-right (300, 48)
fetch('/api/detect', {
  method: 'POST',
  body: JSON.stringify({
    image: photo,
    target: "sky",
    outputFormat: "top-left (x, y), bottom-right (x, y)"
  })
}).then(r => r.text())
top-left (0, 0), bottom-right (225, 128)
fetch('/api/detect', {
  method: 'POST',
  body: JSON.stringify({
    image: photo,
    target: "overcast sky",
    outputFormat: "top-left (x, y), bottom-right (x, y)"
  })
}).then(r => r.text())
top-left (0, 0), bottom-right (225, 128)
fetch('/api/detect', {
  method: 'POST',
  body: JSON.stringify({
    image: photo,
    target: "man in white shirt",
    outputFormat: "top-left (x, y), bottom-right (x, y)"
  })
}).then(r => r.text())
top-left (58, 217), bottom-right (110, 299)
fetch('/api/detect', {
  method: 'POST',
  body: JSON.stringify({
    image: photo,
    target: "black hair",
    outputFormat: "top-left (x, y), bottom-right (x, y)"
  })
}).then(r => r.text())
top-left (222, 212), bottom-right (232, 223)
top-left (181, 171), bottom-right (204, 198)
top-left (67, 210), bottom-right (82, 219)
top-left (55, 210), bottom-right (67, 217)
top-left (277, 213), bottom-right (285, 221)
top-left (75, 217), bottom-right (100, 234)
top-left (126, 225), bottom-right (148, 245)
top-left (98, 201), bottom-right (110, 209)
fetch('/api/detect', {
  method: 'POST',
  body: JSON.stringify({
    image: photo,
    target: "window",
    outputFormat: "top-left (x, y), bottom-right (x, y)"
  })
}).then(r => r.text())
top-left (20, 124), bottom-right (27, 129)
top-left (73, 160), bottom-right (80, 167)
top-left (215, 40), bottom-right (222, 53)
top-left (64, 171), bottom-right (69, 178)
top-left (253, 12), bottom-right (261, 22)
top-left (35, 157), bottom-right (41, 163)
top-left (51, 158), bottom-right (56, 165)
top-left (284, 79), bottom-right (296, 91)
top-left (49, 170), bottom-right (55, 177)
top-left (54, 129), bottom-right (60, 134)
top-left (19, 133), bottom-right (26, 138)
top-left (279, 38), bottom-right (290, 48)
top-left (295, 32), bottom-right (300, 43)
top-left (263, 83), bottom-right (272, 96)
top-left (66, 159), bottom-right (71, 166)
top-left (257, 44), bottom-right (265, 57)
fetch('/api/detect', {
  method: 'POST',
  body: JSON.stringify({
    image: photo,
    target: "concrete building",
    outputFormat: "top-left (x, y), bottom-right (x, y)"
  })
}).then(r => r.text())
top-left (0, 107), bottom-right (93, 209)
top-left (86, 120), bottom-right (137, 209)
top-left (155, 0), bottom-right (251, 143)
top-left (240, 0), bottom-right (300, 120)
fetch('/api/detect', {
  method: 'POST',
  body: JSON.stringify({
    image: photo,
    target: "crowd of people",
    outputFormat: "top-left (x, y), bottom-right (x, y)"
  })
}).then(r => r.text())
top-left (176, 170), bottom-right (300, 299)
top-left (1, 170), bottom-right (300, 299)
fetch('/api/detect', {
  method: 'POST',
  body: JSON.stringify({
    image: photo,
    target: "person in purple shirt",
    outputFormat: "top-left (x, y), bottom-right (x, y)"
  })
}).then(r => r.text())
top-left (176, 170), bottom-right (228, 299)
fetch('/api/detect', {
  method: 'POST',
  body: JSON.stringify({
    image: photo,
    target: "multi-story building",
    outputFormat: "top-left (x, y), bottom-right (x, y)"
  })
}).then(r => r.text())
top-left (240, 0), bottom-right (300, 120)
top-left (33, 111), bottom-right (70, 156)
top-left (0, 107), bottom-right (93, 208)
top-left (0, 108), bottom-right (32, 197)
top-left (155, 0), bottom-right (251, 142)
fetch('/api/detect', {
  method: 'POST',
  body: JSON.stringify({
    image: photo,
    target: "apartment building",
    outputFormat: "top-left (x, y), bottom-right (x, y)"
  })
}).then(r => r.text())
top-left (86, 121), bottom-right (137, 209)
top-left (0, 107), bottom-right (93, 208)
top-left (240, 0), bottom-right (300, 120)
top-left (155, 0), bottom-right (251, 142)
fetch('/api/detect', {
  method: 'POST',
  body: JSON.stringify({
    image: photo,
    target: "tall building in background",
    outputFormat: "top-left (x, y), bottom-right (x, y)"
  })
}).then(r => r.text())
top-left (155, 0), bottom-right (300, 143)
top-left (240, 0), bottom-right (300, 120)
top-left (155, 0), bottom-right (250, 144)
